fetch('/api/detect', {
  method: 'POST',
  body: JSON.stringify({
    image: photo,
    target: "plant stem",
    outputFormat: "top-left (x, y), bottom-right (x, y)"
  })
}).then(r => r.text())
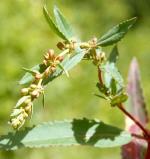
top-left (145, 142), bottom-right (150, 159)
top-left (131, 133), bottom-right (150, 142)
top-left (118, 103), bottom-right (149, 137)
top-left (98, 66), bottom-right (103, 85)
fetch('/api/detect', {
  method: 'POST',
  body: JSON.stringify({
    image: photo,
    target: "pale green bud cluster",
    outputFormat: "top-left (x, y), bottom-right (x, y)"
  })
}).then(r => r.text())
top-left (9, 80), bottom-right (44, 129)
top-left (9, 48), bottom-right (66, 130)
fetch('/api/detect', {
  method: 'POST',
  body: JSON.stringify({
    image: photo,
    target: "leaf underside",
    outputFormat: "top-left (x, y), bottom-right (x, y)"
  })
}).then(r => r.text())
top-left (121, 58), bottom-right (148, 159)
top-left (0, 118), bottom-right (132, 150)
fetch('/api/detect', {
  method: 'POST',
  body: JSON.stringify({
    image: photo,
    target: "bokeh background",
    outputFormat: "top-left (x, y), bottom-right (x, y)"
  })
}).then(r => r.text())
top-left (0, 0), bottom-right (150, 158)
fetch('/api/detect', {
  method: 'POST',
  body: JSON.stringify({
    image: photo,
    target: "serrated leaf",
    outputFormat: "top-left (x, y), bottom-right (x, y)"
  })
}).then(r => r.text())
top-left (0, 119), bottom-right (132, 150)
top-left (121, 58), bottom-right (148, 159)
top-left (19, 64), bottom-right (46, 85)
top-left (42, 49), bottom-right (85, 85)
top-left (63, 50), bottom-right (85, 71)
top-left (54, 6), bottom-right (74, 41)
top-left (126, 58), bottom-right (148, 127)
top-left (43, 5), bottom-right (68, 40)
top-left (97, 17), bottom-right (137, 47)
top-left (100, 46), bottom-right (124, 93)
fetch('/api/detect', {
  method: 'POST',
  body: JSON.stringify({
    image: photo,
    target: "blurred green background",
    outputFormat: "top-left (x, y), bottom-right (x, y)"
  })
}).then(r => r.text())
top-left (0, 0), bottom-right (150, 158)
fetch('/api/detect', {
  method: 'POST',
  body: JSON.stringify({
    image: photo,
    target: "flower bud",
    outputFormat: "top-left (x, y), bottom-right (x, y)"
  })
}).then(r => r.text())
top-left (44, 53), bottom-right (49, 60)
top-left (65, 44), bottom-right (70, 49)
top-left (35, 73), bottom-right (43, 80)
top-left (23, 111), bottom-right (29, 118)
top-left (100, 51), bottom-right (106, 62)
top-left (24, 98), bottom-right (31, 105)
top-left (56, 56), bottom-right (64, 62)
top-left (18, 114), bottom-right (24, 122)
top-left (57, 42), bottom-right (65, 50)
top-left (44, 67), bottom-right (50, 77)
top-left (48, 49), bottom-right (55, 60)
top-left (11, 118), bottom-right (21, 129)
top-left (21, 88), bottom-right (29, 96)
top-left (31, 90), bottom-right (40, 98)
top-left (43, 59), bottom-right (48, 66)
top-left (25, 104), bottom-right (31, 112)
top-left (80, 42), bottom-right (90, 49)
top-left (50, 66), bottom-right (56, 73)
top-left (30, 84), bottom-right (37, 89)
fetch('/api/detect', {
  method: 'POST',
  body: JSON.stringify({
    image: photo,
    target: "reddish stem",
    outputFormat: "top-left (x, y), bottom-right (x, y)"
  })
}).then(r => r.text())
top-left (97, 67), bottom-right (150, 158)
top-left (145, 142), bottom-right (150, 159)
top-left (131, 133), bottom-right (150, 142)
top-left (118, 103), bottom-right (149, 137)
top-left (98, 66), bottom-right (103, 85)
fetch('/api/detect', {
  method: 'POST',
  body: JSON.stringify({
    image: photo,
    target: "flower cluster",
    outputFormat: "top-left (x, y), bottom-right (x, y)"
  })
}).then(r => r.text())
top-left (9, 49), bottom-right (64, 129)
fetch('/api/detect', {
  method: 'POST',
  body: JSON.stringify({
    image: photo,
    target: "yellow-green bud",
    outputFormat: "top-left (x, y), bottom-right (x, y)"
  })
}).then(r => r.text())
top-left (11, 118), bottom-right (21, 129)
top-left (30, 84), bottom-right (37, 89)
top-left (17, 114), bottom-right (24, 122)
top-left (24, 98), bottom-right (31, 105)
top-left (31, 90), bottom-right (39, 98)
top-left (21, 88), bottom-right (29, 96)
top-left (80, 42), bottom-right (90, 49)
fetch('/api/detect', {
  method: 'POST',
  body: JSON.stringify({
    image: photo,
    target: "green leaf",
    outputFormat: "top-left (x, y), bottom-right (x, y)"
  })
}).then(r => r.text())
top-left (19, 64), bottom-right (46, 85)
top-left (108, 45), bottom-right (119, 63)
top-left (110, 78), bottom-right (117, 95)
top-left (100, 46), bottom-right (124, 93)
top-left (22, 67), bottom-right (38, 75)
top-left (97, 17), bottom-right (137, 47)
top-left (10, 109), bottom-right (23, 117)
top-left (54, 6), bottom-right (74, 40)
top-left (42, 49), bottom-right (85, 85)
top-left (43, 5), bottom-right (69, 41)
top-left (0, 119), bottom-right (132, 150)
top-left (15, 96), bottom-right (30, 108)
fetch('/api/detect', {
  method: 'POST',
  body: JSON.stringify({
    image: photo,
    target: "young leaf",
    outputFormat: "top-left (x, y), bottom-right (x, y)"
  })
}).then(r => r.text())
top-left (100, 46), bottom-right (124, 93)
top-left (121, 58), bottom-right (148, 159)
top-left (43, 5), bottom-right (68, 41)
top-left (97, 17), bottom-right (137, 47)
top-left (54, 6), bottom-right (74, 40)
top-left (19, 64), bottom-right (46, 85)
top-left (22, 67), bottom-right (38, 75)
top-left (126, 58), bottom-right (148, 125)
top-left (15, 96), bottom-right (30, 108)
top-left (0, 119), bottom-right (132, 150)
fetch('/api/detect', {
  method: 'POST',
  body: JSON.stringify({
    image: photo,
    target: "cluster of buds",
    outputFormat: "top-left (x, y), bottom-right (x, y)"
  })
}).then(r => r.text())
top-left (9, 48), bottom-right (66, 130)
top-left (43, 49), bottom-right (64, 77)
top-left (57, 39), bottom-right (77, 52)
top-left (92, 50), bottom-right (106, 66)
top-left (80, 37), bottom-right (106, 66)
top-left (9, 78), bottom-right (44, 129)
top-left (80, 37), bottom-right (97, 49)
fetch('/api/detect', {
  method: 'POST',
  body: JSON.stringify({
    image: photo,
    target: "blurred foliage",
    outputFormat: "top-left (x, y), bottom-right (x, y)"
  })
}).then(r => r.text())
top-left (0, 0), bottom-right (150, 159)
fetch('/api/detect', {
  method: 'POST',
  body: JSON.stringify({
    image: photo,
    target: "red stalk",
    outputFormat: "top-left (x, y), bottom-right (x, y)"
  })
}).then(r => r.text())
top-left (118, 103), bottom-right (149, 137)
top-left (98, 67), bottom-right (103, 85)
top-left (97, 67), bottom-right (150, 158)
top-left (145, 142), bottom-right (150, 159)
